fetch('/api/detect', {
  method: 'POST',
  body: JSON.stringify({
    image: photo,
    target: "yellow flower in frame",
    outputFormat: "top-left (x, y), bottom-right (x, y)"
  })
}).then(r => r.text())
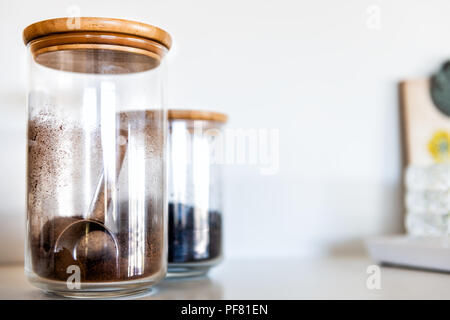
top-left (428, 130), bottom-right (450, 163)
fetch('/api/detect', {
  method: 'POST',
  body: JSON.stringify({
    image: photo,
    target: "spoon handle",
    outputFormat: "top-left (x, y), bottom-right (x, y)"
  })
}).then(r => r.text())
top-left (89, 129), bottom-right (128, 223)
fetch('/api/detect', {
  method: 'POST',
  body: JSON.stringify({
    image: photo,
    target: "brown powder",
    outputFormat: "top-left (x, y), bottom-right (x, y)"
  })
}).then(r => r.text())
top-left (28, 110), bottom-right (165, 282)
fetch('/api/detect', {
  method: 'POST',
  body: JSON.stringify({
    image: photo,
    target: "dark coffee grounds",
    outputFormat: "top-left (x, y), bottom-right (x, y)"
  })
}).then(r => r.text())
top-left (168, 202), bottom-right (222, 263)
top-left (30, 204), bottom-right (163, 282)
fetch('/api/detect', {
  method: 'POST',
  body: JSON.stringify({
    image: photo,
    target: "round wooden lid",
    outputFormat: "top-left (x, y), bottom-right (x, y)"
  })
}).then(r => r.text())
top-left (23, 17), bottom-right (171, 49)
top-left (23, 17), bottom-right (171, 74)
top-left (168, 110), bottom-right (228, 123)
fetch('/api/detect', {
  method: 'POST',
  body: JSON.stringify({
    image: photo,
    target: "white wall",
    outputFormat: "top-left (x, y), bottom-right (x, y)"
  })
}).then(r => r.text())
top-left (1, 0), bottom-right (449, 262)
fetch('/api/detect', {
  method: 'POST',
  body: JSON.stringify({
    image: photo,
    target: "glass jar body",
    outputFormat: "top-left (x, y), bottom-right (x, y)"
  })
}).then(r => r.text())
top-left (25, 47), bottom-right (167, 298)
top-left (167, 119), bottom-right (224, 277)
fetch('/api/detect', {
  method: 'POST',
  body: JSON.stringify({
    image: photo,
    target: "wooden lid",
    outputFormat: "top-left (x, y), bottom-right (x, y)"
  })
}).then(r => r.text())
top-left (23, 17), bottom-right (171, 49)
top-left (23, 17), bottom-right (171, 74)
top-left (168, 110), bottom-right (228, 123)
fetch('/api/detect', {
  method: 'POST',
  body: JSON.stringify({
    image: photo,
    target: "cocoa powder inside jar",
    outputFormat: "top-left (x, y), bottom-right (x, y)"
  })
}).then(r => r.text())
top-left (28, 110), bottom-right (164, 282)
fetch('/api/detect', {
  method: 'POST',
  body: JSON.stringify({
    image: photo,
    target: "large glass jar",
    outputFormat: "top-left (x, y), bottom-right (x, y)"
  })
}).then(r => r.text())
top-left (167, 110), bottom-right (228, 277)
top-left (23, 17), bottom-right (171, 297)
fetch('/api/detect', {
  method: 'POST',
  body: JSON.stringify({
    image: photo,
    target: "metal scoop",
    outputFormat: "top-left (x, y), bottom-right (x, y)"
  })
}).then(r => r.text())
top-left (53, 130), bottom-right (128, 266)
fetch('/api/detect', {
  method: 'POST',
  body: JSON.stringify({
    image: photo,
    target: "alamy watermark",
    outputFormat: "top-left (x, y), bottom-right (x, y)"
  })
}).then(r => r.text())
top-left (366, 265), bottom-right (381, 290)
top-left (66, 265), bottom-right (81, 290)
top-left (172, 122), bottom-right (280, 175)
top-left (66, 5), bottom-right (81, 30)
top-left (366, 5), bottom-right (382, 30)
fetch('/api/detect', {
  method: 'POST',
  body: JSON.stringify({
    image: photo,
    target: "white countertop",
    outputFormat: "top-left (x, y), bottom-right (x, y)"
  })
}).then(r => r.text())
top-left (1, 255), bottom-right (450, 299)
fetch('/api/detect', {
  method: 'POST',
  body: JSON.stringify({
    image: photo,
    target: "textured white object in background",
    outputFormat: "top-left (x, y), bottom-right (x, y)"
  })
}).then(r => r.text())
top-left (405, 164), bottom-right (450, 236)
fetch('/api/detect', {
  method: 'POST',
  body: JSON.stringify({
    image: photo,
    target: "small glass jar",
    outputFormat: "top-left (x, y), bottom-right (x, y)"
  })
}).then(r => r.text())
top-left (167, 110), bottom-right (228, 277)
top-left (23, 17), bottom-right (171, 297)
